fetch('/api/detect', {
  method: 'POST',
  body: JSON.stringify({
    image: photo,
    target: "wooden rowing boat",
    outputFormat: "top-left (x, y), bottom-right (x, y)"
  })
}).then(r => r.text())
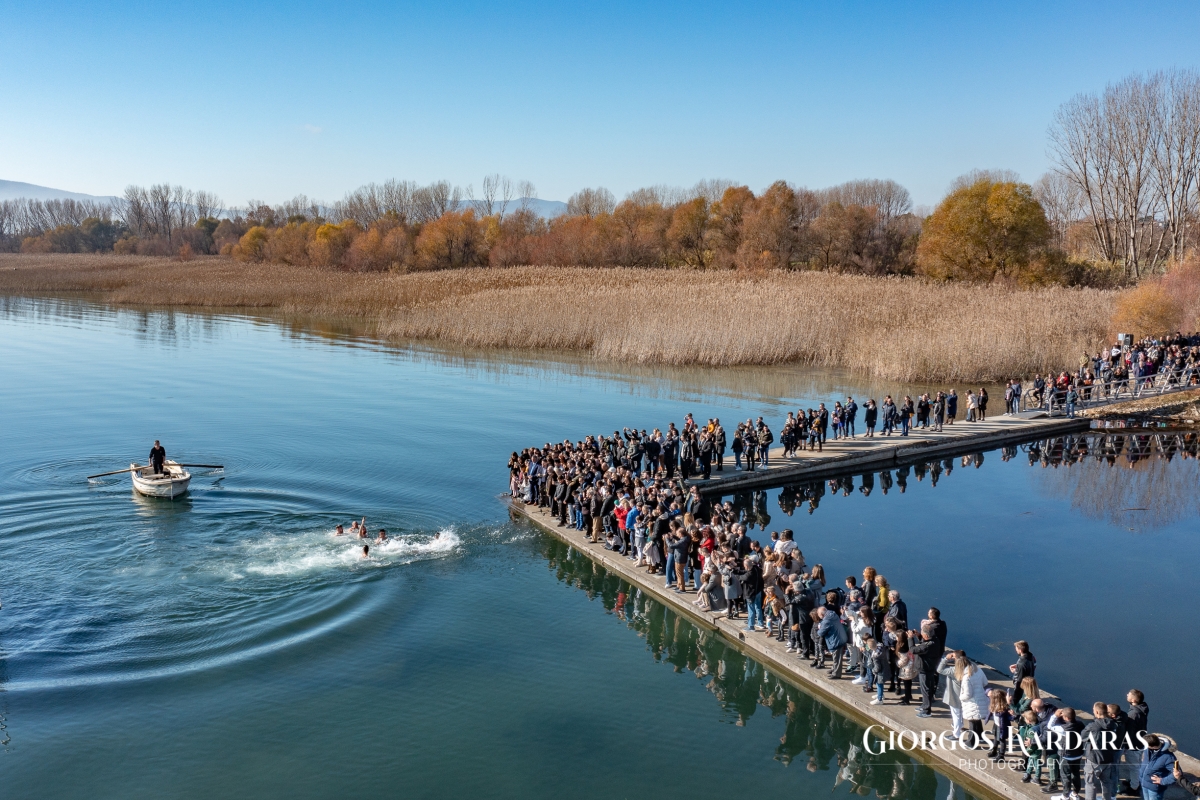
top-left (131, 460), bottom-right (191, 498)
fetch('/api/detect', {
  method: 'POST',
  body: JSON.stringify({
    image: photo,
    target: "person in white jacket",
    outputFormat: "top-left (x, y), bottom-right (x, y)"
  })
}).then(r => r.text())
top-left (938, 651), bottom-right (965, 738)
top-left (956, 652), bottom-right (991, 746)
top-left (850, 607), bottom-right (873, 685)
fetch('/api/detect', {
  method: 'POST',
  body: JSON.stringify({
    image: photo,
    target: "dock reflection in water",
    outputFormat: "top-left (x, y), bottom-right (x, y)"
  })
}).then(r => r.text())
top-left (717, 431), bottom-right (1200, 532)
top-left (540, 537), bottom-right (979, 800)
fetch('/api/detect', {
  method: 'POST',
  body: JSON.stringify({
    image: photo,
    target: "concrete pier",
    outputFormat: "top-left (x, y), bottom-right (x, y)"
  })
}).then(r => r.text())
top-left (507, 484), bottom-right (1199, 800)
top-left (692, 414), bottom-right (1091, 495)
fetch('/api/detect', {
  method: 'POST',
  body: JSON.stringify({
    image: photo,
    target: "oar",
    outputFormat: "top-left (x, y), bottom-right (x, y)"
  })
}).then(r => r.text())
top-left (175, 464), bottom-right (224, 469)
top-left (87, 465), bottom-right (146, 480)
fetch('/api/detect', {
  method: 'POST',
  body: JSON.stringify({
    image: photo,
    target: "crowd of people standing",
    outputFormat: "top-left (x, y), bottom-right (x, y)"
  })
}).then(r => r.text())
top-left (1024, 334), bottom-right (1200, 417)
top-left (509, 431), bottom-right (1188, 800)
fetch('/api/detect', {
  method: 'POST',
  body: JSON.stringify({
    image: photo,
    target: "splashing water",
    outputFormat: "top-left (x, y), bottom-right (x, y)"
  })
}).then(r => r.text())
top-left (233, 527), bottom-right (463, 579)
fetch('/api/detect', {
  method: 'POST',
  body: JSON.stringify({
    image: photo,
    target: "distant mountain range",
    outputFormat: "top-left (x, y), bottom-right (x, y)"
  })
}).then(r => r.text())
top-left (0, 180), bottom-right (120, 203)
top-left (508, 198), bottom-right (567, 218)
top-left (0, 179), bottom-right (569, 218)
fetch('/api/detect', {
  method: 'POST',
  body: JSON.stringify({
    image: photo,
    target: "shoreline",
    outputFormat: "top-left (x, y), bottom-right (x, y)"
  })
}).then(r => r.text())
top-left (1080, 388), bottom-right (1200, 420)
top-left (0, 254), bottom-right (1116, 383)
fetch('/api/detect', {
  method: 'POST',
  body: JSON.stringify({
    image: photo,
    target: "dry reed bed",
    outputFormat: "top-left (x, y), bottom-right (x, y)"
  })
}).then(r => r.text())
top-left (0, 254), bottom-right (1117, 382)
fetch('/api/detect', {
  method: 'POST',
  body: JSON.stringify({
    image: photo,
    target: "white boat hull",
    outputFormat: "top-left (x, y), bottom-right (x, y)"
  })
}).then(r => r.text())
top-left (131, 461), bottom-right (191, 498)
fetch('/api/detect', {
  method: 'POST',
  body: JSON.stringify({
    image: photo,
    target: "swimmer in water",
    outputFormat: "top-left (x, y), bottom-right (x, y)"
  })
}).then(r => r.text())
top-left (358, 526), bottom-right (368, 539)
top-left (335, 524), bottom-right (345, 536)
top-left (376, 529), bottom-right (388, 543)
top-left (361, 544), bottom-right (370, 558)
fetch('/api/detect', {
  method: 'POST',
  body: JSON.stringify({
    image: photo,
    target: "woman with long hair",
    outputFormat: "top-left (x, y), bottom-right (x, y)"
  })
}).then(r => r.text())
top-left (1013, 676), bottom-right (1041, 716)
top-left (987, 689), bottom-right (1013, 759)
top-left (806, 564), bottom-right (826, 596)
top-left (938, 649), bottom-right (965, 738)
top-left (957, 651), bottom-right (991, 748)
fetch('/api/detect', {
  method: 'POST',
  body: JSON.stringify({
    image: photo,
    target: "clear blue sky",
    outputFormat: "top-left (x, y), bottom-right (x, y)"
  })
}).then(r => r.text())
top-left (3, 1), bottom-right (1198, 207)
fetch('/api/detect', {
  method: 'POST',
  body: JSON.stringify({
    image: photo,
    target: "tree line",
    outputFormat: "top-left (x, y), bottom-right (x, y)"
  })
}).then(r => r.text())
top-left (3, 68), bottom-right (1196, 284)
top-left (2, 176), bottom-right (928, 274)
top-left (1047, 68), bottom-right (1200, 279)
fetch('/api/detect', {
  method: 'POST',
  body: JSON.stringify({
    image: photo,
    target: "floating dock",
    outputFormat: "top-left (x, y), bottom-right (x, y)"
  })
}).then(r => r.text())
top-left (507, 415), bottom-right (1198, 800)
top-left (692, 413), bottom-right (1092, 494)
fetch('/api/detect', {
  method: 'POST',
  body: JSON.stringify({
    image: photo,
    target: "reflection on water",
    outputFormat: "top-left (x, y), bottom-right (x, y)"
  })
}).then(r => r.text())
top-left (716, 432), bottom-right (1200, 532)
top-left (0, 295), bottom-right (972, 410)
top-left (0, 651), bottom-right (9, 752)
top-left (1034, 431), bottom-right (1200, 529)
top-left (130, 491), bottom-right (195, 517)
top-left (539, 537), bottom-right (978, 800)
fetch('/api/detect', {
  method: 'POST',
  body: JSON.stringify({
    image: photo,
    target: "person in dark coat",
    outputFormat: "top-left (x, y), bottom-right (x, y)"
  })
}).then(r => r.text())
top-left (909, 623), bottom-right (941, 718)
top-left (925, 607), bottom-right (948, 654)
top-left (1121, 690), bottom-right (1151, 795)
top-left (713, 422), bottom-right (726, 471)
top-left (1126, 690), bottom-right (1149, 740)
top-left (786, 578), bottom-right (815, 657)
top-left (1051, 708), bottom-right (1087, 798)
top-left (1083, 702), bottom-right (1119, 800)
top-left (885, 590), bottom-right (908, 630)
top-left (678, 435), bottom-right (694, 480)
top-left (742, 557), bottom-right (765, 631)
top-left (844, 397), bottom-right (858, 437)
top-left (149, 440), bottom-right (166, 474)
top-left (1162, 762), bottom-right (1199, 797)
top-left (1010, 641), bottom-right (1037, 707)
top-left (698, 433), bottom-right (714, 480)
top-left (1139, 735), bottom-right (1177, 800)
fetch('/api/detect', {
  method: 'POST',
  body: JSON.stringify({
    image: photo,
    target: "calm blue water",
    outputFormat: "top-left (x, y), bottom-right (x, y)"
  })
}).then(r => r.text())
top-left (1, 298), bottom-right (1196, 798)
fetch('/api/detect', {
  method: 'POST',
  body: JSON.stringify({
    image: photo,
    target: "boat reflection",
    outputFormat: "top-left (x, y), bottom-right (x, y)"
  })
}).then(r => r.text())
top-left (131, 490), bottom-right (194, 518)
top-left (539, 537), bottom-right (979, 800)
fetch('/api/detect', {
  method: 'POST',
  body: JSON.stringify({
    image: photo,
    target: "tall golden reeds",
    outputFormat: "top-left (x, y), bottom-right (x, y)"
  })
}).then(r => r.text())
top-left (0, 254), bottom-right (1117, 382)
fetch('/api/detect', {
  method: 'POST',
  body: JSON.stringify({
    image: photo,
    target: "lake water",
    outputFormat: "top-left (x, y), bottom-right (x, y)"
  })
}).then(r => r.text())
top-left (1, 298), bottom-right (1197, 798)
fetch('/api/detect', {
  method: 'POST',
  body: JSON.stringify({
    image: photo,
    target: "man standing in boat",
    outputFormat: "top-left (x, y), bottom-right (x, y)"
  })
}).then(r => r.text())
top-left (149, 440), bottom-right (166, 474)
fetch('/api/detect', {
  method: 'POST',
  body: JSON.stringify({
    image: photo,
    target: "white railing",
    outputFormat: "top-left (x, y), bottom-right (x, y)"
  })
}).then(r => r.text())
top-left (1020, 366), bottom-right (1198, 416)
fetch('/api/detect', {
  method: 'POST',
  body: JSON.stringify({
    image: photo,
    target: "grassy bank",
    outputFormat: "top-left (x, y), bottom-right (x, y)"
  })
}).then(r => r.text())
top-left (0, 254), bottom-right (1117, 382)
